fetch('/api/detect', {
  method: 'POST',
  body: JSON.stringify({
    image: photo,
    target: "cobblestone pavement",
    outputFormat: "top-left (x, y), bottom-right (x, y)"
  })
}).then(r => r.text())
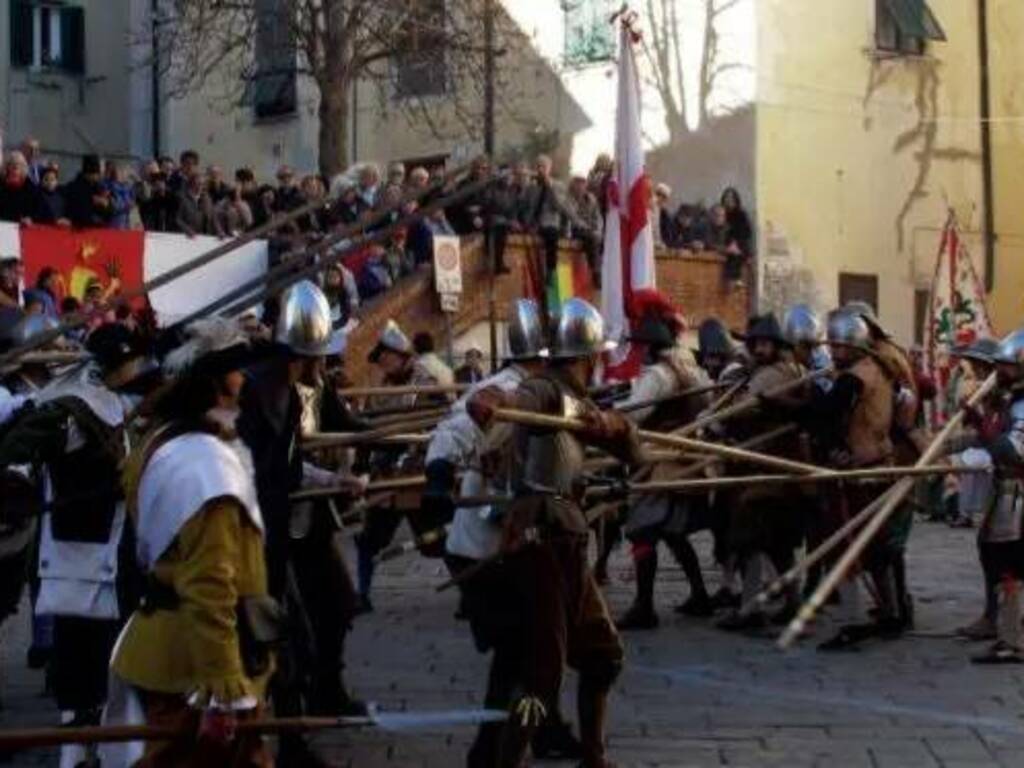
top-left (2, 520), bottom-right (1023, 767)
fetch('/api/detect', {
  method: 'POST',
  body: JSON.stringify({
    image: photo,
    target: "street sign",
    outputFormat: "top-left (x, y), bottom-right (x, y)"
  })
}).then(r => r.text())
top-left (440, 293), bottom-right (460, 313)
top-left (433, 235), bottom-right (463, 295)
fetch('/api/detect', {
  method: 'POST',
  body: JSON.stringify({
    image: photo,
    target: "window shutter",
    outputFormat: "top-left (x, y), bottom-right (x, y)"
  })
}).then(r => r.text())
top-left (9, 1), bottom-right (34, 68)
top-left (60, 6), bottom-right (85, 74)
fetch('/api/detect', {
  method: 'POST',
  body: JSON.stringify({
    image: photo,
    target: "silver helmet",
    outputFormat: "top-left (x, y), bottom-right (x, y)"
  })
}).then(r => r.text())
top-left (993, 328), bottom-right (1024, 367)
top-left (11, 315), bottom-right (60, 348)
top-left (827, 309), bottom-right (871, 350)
top-left (551, 298), bottom-right (616, 359)
top-left (274, 280), bottom-right (333, 357)
top-left (843, 300), bottom-right (889, 340)
top-left (783, 304), bottom-right (823, 346)
top-left (506, 299), bottom-right (547, 361)
top-left (368, 319), bottom-right (413, 363)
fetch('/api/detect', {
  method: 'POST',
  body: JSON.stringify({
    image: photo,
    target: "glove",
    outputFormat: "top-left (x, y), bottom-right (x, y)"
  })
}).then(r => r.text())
top-left (467, 386), bottom-right (506, 429)
top-left (198, 708), bottom-right (237, 746)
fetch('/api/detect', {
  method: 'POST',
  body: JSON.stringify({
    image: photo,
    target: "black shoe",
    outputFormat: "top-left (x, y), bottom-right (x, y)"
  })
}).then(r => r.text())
top-left (818, 623), bottom-right (879, 652)
top-left (532, 721), bottom-right (583, 760)
top-left (708, 587), bottom-right (740, 611)
top-left (769, 602), bottom-right (798, 626)
top-left (354, 595), bottom-right (374, 615)
top-left (674, 594), bottom-right (714, 617)
top-left (972, 641), bottom-right (1024, 665)
top-left (716, 610), bottom-right (767, 632)
top-left (616, 604), bottom-right (659, 631)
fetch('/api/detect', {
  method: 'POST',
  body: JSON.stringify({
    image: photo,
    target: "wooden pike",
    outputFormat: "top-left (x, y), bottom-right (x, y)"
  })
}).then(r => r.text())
top-left (778, 371), bottom-right (999, 649)
top-left (290, 475), bottom-right (427, 502)
top-left (615, 381), bottom-right (731, 414)
top-left (302, 416), bottom-right (439, 449)
top-left (491, 408), bottom-right (826, 476)
top-left (676, 368), bottom-right (833, 437)
top-left (594, 464), bottom-right (985, 495)
top-left (0, 710), bottom-right (509, 750)
top-left (339, 383), bottom-right (469, 399)
top-left (365, 408), bottom-right (449, 428)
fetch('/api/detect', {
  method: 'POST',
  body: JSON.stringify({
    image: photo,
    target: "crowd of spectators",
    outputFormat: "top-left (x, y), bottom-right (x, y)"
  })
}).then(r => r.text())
top-left (0, 136), bottom-right (756, 326)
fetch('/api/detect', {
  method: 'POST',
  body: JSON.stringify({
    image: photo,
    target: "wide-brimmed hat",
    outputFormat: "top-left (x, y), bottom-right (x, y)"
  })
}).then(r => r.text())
top-left (628, 315), bottom-right (677, 350)
top-left (740, 313), bottom-right (791, 348)
top-left (86, 323), bottom-right (159, 391)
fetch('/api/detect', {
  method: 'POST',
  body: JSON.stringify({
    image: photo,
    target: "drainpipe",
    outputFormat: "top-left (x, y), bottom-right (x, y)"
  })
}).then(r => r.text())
top-left (977, 0), bottom-right (995, 291)
top-left (150, 0), bottom-right (161, 157)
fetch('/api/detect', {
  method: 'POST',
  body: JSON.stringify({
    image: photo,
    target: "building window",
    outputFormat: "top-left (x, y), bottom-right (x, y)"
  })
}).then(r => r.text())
top-left (563, 0), bottom-right (616, 66)
top-left (253, 0), bottom-right (297, 119)
top-left (395, 0), bottom-right (447, 99)
top-left (838, 272), bottom-right (879, 315)
top-left (9, 1), bottom-right (85, 74)
top-left (875, 0), bottom-right (945, 56)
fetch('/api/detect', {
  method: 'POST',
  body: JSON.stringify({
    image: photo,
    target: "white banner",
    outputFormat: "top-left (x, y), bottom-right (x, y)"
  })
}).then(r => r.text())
top-left (144, 233), bottom-right (268, 325)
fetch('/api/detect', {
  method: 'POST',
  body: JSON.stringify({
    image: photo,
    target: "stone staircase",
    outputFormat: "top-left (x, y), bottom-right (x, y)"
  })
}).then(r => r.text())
top-left (343, 235), bottom-right (751, 385)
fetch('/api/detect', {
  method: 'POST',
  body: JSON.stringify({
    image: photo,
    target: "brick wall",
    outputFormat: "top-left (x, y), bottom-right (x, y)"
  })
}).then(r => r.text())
top-left (344, 236), bottom-right (750, 384)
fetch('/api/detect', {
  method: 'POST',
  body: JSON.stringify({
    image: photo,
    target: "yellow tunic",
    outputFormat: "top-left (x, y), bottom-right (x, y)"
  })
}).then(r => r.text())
top-left (112, 499), bottom-right (271, 705)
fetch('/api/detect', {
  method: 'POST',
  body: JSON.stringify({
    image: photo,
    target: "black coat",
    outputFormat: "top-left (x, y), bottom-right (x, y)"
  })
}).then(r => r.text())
top-left (0, 180), bottom-right (40, 223)
top-left (64, 174), bottom-right (113, 228)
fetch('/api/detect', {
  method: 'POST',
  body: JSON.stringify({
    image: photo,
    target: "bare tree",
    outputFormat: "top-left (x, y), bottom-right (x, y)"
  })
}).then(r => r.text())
top-left (148, 0), bottom-right (521, 177)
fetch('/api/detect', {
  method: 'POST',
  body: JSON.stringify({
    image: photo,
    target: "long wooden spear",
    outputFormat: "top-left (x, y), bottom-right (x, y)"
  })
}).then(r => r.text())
top-left (0, 709), bottom-right (508, 750)
top-left (339, 383), bottom-right (468, 399)
top-left (590, 464), bottom-right (984, 495)
top-left (301, 415), bottom-right (439, 449)
top-left (676, 368), bottom-right (832, 437)
top-left (490, 409), bottom-right (828, 476)
top-left (615, 380), bottom-right (731, 414)
top-left (290, 474), bottom-right (427, 502)
top-left (778, 372), bottom-right (998, 649)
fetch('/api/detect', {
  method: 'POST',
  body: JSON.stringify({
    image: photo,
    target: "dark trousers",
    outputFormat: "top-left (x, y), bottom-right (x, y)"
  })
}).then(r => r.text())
top-left (487, 224), bottom-right (510, 272)
top-left (52, 616), bottom-right (120, 712)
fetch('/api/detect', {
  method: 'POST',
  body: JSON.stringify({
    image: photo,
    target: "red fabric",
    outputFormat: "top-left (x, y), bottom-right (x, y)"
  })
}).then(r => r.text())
top-left (19, 225), bottom-right (144, 307)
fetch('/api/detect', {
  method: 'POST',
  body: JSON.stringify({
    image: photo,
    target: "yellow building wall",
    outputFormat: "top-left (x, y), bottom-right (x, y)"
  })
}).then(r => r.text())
top-left (987, 0), bottom-right (1024, 333)
top-left (756, 0), bottom-right (985, 345)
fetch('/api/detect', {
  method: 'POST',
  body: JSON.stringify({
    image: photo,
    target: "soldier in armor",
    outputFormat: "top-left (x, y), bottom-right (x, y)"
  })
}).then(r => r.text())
top-left (0, 322), bottom-right (159, 768)
top-left (467, 298), bottom-right (645, 768)
top-left (431, 299), bottom-right (583, 766)
top-left (237, 280), bottom-right (367, 767)
top-left (717, 313), bottom-right (807, 631)
top-left (816, 310), bottom-right (906, 649)
top-left (109, 318), bottom-right (274, 767)
top-left (355, 320), bottom-right (450, 611)
top-left (616, 314), bottom-right (715, 630)
top-left (966, 329), bottom-right (1024, 664)
top-left (696, 317), bottom-right (747, 384)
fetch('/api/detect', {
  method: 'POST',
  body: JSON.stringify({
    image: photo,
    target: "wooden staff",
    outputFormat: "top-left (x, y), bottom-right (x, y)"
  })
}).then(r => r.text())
top-left (365, 407), bottom-right (449, 428)
top-left (593, 464), bottom-right (984, 495)
top-left (0, 350), bottom-right (89, 371)
top-left (778, 372), bottom-right (998, 649)
top-left (302, 416), bottom-right (439, 449)
top-left (615, 381), bottom-right (731, 414)
top-left (339, 383), bottom-right (468, 399)
top-left (492, 408), bottom-right (826, 476)
top-left (290, 474), bottom-right (427, 502)
top-left (676, 368), bottom-right (833, 437)
top-left (0, 709), bottom-right (508, 750)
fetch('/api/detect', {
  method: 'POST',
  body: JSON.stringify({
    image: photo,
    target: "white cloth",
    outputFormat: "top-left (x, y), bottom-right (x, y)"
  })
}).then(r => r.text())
top-left (953, 448), bottom-right (994, 519)
top-left (35, 371), bottom-right (132, 621)
top-left (136, 433), bottom-right (262, 571)
top-left (35, 506), bottom-right (125, 620)
top-left (434, 365), bottom-right (527, 560)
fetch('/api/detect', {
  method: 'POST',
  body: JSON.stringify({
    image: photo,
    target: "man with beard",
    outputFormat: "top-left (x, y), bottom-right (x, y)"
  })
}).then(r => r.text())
top-left (431, 299), bottom-right (583, 766)
top-left (237, 280), bottom-right (367, 768)
top-left (467, 298), bottom-right (645, 768)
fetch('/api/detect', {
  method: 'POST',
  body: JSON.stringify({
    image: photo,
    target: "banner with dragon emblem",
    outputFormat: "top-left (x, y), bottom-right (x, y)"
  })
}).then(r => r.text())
top-left (924, 211), bottom-right (994, 424)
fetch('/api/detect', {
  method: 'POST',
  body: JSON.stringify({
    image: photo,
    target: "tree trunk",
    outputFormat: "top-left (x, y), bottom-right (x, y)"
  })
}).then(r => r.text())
top-left (318, 74), bottom-right (351, 180)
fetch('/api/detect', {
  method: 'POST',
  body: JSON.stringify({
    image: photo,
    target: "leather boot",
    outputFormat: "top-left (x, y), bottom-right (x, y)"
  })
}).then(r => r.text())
top-left (616, 549), bottom-right (658, 630)
top-left (578, 679), bottom-right (612, 768)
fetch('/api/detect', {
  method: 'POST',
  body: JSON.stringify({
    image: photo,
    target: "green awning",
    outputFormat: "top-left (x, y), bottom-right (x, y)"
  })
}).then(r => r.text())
top-left (882, 0), bottom-right (947, 42)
